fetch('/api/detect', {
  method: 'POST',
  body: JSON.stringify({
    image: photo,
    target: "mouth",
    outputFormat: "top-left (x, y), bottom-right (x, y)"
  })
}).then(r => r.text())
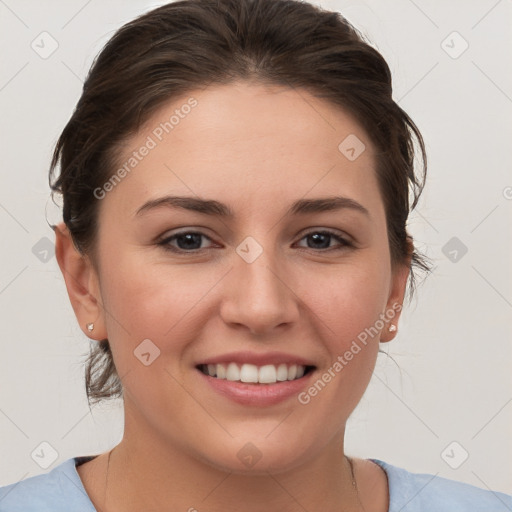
top-left (196, 362), bottom-right (316, 384)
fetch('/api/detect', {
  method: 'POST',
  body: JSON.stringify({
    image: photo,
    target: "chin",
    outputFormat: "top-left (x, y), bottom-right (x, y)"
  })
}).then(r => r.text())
top-left (194, 436), bottom-right (318, 476)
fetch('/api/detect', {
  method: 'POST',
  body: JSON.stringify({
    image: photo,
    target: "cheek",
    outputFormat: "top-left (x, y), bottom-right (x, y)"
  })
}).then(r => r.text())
top-left (97, 256), bottom-right (217, 416)
top-left (295, 266), bottom-right (388, 417)
top-left (298, 259), bottom-right (388, 402)
top-left (304, 259), bottom-right (390, 346)
top-left (98, 250), bottom-right (225, 365)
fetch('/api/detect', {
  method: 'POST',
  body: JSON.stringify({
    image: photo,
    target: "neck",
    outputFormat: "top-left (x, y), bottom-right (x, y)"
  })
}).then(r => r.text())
top-left (99, 416), bottom-right (361, 511)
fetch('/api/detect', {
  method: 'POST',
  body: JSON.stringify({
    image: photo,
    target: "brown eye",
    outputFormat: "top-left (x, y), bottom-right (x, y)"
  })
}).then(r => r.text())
top-left (158, 231), bottom-right (215, 253)
top-left (296, 230), bottom-right (353, 251)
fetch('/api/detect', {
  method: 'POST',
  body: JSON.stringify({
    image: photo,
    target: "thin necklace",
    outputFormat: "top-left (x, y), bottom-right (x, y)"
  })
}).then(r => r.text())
top-left (104, 447), bottom-right (113, 507)
top-left (105, 449), bottom-right (362, 510)
top-left (347, 455), bottom-right (364, 511)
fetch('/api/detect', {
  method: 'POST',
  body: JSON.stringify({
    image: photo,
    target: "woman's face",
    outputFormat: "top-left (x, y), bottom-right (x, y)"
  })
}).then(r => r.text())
top-left (70, 81), bottom-right (409, 473)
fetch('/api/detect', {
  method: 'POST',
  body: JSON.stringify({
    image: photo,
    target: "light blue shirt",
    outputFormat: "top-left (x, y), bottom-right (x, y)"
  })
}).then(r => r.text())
top-left (1, 456), bottom-right (511, 511)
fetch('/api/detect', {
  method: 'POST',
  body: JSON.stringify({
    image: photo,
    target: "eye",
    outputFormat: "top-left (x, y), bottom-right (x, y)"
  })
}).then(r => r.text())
top-left (158, 231), bottom-right (216, 253)
top-left (295, 230), bottom-right (353, 251)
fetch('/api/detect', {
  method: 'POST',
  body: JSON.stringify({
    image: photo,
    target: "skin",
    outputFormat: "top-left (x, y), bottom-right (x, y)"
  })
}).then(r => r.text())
top-left (55, 81), bottom-right (410, 511)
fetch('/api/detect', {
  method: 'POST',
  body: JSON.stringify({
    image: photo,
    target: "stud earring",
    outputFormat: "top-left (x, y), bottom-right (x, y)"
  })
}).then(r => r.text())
top-left (388, 324), bottom-right (397, 333)
top-left (86, 323), bottom-right (94, 332)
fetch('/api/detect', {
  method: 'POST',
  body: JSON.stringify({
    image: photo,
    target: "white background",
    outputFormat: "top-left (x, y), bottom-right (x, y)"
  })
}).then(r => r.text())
top-left (0, 0), bottom-right (511, 496)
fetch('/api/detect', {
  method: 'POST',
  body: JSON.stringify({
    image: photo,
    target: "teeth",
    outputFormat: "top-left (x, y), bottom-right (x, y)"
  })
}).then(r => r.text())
top-left (200, 363), bottom-right (309, 384)
top-left (259, 365), bottom-right (276, 384)
top-left (226, 362), bottom-right (240, 381)
top-left (276, 363), bottom-right (288, 381)
top-left (240, 364), bottom-right (258, 383)
top-left (216, 364), bottom-right (226, 379)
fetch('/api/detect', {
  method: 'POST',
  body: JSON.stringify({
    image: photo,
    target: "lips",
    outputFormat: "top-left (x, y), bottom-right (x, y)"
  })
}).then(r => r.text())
top-left (194, 351), bottom-right (316, 401)
top-left (196, 364), bottom-right (316, 407)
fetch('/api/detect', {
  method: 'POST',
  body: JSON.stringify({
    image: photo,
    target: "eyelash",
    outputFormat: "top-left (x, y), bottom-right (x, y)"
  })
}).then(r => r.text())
top-left (157, 229), bottom-right (353, 254)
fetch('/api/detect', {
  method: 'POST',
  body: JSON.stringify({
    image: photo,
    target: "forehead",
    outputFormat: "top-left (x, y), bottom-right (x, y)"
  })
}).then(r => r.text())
top-left (100, 81), bottom-right (383, 221)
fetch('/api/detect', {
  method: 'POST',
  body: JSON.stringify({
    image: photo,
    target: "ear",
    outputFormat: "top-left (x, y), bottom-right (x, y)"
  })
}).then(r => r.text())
top-left (54, 222), bottom-right (107, 340)
top-left (379, 238), bottom-right (412, 343)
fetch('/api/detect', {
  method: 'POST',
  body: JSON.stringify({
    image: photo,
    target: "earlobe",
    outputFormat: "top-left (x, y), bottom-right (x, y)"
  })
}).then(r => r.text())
top-left (54, 222), bottom-right (107, 340)
top-left (380, 261), bottom-right (410, 343)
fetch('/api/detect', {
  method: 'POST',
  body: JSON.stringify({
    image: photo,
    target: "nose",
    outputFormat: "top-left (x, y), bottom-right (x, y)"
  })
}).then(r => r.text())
top-left (219, 245), bottom-right (300, 336)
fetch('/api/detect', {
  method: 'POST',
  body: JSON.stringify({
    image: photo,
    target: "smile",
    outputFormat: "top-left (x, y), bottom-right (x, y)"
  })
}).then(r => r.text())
top-left (198, 363), bottom-right (314, 384)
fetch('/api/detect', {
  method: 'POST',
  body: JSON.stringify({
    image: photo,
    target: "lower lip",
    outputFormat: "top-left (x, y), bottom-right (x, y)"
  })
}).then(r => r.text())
top-left (196, 368), bottom-right (314, 406)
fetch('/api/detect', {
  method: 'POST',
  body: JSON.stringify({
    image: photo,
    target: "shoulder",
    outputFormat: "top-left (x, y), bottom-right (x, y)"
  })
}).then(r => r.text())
top-left (370, 458), bottom-right (512, 512)
top-left (0, 457), bottom-right (96, 512)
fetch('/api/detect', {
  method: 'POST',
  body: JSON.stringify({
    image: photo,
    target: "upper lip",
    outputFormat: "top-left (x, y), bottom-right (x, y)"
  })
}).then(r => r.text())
top-left (197, 351), bottom-right (316, 367)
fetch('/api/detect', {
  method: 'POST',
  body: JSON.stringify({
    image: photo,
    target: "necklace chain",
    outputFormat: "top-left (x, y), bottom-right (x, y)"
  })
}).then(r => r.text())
top-left (347, 455), bottom-right (362, 511)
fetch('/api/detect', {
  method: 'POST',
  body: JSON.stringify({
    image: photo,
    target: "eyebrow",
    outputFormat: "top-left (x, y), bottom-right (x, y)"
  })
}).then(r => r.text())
top-left (135, 195), bottom-right (370, 218)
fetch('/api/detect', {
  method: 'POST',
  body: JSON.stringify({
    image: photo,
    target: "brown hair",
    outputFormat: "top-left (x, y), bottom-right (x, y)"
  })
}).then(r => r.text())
top-left (49, 0), bottom-right (431, 406)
